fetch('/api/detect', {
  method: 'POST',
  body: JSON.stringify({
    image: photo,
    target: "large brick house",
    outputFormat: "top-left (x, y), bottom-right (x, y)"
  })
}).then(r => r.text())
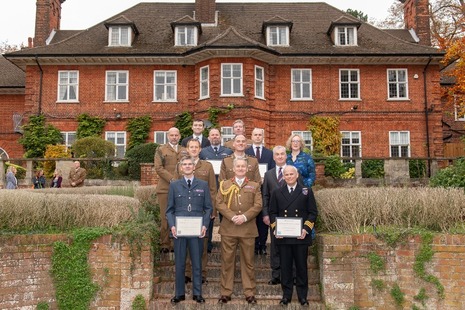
top-left (3, 0), bottom-right (444, 162)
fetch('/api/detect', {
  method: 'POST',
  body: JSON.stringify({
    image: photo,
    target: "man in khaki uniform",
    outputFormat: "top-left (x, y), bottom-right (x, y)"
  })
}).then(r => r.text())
top-left (174, 139), bottom-right (217, 283)
top-left (154, 127), bottom-right (188, 253)
top-left (223, 119), bottom-right (253, 150)
top-left (69, 161), bottom-right (87, 187)
top-left (219, 134), bottom-right (261, 183)
top-left (216, 157), bottom-right (262, 304)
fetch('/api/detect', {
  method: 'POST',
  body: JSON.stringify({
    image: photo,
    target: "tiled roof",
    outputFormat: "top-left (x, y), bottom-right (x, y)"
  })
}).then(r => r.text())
top-left (6, 2), bottom-right (442, 57)
top-left (0, 55), bottom-right (25, 88)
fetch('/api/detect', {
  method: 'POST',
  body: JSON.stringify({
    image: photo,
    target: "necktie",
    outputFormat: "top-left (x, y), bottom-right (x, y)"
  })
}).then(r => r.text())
top-left (290, 187), bottom-right (294, 194)
top-left (214, 147), bottom-right (218, 153)
top-left (277, 167), bottom-right (283, 184)
top-left (256, 146), bottom-right (261, 161)
top-left (187, 179), bottom-right (191, 188)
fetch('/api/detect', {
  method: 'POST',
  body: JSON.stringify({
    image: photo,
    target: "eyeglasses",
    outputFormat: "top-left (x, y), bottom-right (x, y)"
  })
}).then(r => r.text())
top-left (291, 140), bottom-right (301, 143)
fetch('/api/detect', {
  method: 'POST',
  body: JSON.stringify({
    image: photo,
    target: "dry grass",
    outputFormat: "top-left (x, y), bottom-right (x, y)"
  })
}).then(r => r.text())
top-left (0, 189), bottom-right (140, 231)
top-left (315, 187), bottom-right (465, 233)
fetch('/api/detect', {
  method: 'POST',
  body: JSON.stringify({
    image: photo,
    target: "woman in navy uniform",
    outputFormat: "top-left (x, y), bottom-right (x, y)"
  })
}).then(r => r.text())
top-left (269, 165), bottom-right (318, 306)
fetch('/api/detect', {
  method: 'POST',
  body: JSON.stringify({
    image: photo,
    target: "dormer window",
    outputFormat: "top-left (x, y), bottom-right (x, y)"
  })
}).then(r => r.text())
top-left (109, 26), bottom-right (131, 46)
top-left (267, 26), bottom-right (289, 46)
top-left (336, 26), bottom-right (357, 46)
top-left (175, 26), bottom-right (198, 46)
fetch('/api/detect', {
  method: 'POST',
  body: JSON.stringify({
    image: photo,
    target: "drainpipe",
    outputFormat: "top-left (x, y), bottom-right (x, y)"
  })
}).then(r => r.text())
top-left (34, 55), bottom-right (44, 115)
top-left (423, 56), bottom-right (432, 177)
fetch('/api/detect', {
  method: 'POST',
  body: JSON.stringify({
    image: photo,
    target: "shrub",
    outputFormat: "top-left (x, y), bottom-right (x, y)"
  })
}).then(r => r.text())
top-left (18, 114), bottom-right (63, 158)
top-left (324, 155), bottom-right (354, 178)
top-left (361, 159), bottom-right (384, 178)
top-left (43, 145), bottom-right (71, 178)
top-left (125, 143), bottom-right (158, 180)
top-left (409, 159), bottom-right (427, 178)
top-left (72, 137), bottom-right (116, 178)
top-left (429, 157), bottom-right (465, 188)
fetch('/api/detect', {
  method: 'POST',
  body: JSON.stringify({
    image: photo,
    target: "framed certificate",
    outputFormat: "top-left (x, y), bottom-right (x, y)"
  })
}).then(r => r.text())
top-left (207, 159), bottom-right (222, 175)
top-left (258, 163), bottom-right (268, 178)
top-left (276, 217), bottom-right (302, 238)
top-left (175, 216), bottom-right (203, 237)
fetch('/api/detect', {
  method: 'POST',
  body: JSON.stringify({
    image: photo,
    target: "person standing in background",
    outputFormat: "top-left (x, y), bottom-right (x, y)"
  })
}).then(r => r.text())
top-left (32, 169), bottom-right (46, 189)
top-left (181, 119), bottom-right (211, 148)
top-left (51, 169), bottom-right (63, 188)
top-left (286, 133), bottom-right (316, 187)
top-left (223, 119), bottom-right (253, 150)
top-left (5, 166), bottom-right (18, 189)
top-left (69, 161), bottom-right (87, 187)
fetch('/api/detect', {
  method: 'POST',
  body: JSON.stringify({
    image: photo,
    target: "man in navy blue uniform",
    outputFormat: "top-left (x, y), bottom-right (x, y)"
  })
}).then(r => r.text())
top-left (166, 156), bottom-right (213, 304)
top-left (269, 165), bottom-right (318, 306)
top-left (245, 128), bottom-right (275, 255)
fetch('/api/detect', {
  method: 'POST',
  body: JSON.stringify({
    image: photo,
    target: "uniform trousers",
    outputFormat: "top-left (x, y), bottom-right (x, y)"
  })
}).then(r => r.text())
top-left (157, 193), bottom-right (172, 250)
top-left (186, 236), bottom-right (208, 278)
top-left (279, 244), bottom-right (308, 300)
top-left (254, 212), bottom-right (269, 252)
top-left (269, 229), bottom-right (281, 280)
top-left (220, 235), bottom-right (256, 297)
top-left (173, 237), bottom-right (203, 296)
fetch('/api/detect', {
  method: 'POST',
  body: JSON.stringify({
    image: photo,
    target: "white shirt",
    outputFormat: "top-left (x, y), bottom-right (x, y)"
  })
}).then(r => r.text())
top-left (236, 177), bottom-right (245, 186)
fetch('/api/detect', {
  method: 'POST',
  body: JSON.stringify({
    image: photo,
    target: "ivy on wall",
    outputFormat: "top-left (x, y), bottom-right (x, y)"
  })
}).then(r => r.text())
top-left (308, 116), bottom-right (341, 157)
top-left (126, 115), bottom-right (152, 151)
top-left (76, 114), bottom-right (106, 139)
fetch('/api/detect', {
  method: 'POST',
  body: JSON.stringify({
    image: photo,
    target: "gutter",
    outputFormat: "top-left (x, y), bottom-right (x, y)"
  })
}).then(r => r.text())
top-left (34, 56), bottom-right (44, 115)
top-left (423, 56), bottom-right (432, 177)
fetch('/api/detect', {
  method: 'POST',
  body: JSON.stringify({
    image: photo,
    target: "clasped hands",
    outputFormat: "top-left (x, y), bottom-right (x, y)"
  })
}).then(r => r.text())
top-left (171, 226), bottom-right (207, 239)
top-left (231, 214), bottom-right (247, 225)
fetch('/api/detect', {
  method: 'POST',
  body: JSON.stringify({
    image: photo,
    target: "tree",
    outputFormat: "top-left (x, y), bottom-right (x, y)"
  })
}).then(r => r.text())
top-left (18, 114), bottom-right (63, 158)
top-left (0, 41), bottom-right (23, 54)
top-left (346, 9), bottom-right (368, 22)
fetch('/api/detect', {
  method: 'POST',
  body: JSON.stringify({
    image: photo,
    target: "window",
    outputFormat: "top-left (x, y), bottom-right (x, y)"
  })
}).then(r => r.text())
top-left (387, 69), bottom-right (408, 99)
top-left (340, 69), bottom-right (360, 99)
top-left (106, 71), bottom-right (128, 102)
top-left (336, 26), bottom-right (357, 46)
top-left (106, 131), bottom-right (127, 158)
top-left (255, 66), bottom-right (265, 99)
top-left (292, 130), bottom-right (313, 150)
top-left (221, 64), bottom-right (243, 96)
top-left (154, 71), bottom-right (177, 102)
top-left (200, 66), bottom-right (209, 99)
top-left (455, 103), bottom-right (465, 121)
top-left (389, 131), bottom-right (410, 158)
top-left (341, 131), bottom-right (361, 161)
top-left (221, 127), bottom-right (234, 145)
top-left (109, 26), bottom-right (131, 46)
top-left (57, 71), bottom-right (79, 102)
top-left (175, 26), bottom-right (197, 46)
top-left (61, 132), bottom-right (76, 149)
top-left (154, 131), bottom-right (167, 144)
top-left (267, 26), bottom-right (289, 46)
top-left (291, 69), bottom-right (312, 100)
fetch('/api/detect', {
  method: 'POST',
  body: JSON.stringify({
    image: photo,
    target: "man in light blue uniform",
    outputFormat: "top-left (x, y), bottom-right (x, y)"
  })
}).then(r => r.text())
top-left (166, 156), bottom-right (213, 304)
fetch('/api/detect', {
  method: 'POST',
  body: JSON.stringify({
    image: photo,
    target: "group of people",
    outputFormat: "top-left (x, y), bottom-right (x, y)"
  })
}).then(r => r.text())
top-left (4, 161), bottom-right (87, 189)
top-left (156, 119), bottom-right (318, 306)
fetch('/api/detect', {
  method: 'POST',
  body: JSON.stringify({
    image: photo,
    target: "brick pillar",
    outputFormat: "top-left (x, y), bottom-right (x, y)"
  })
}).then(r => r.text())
top-left (195, 0), bottom-right (216, 23)
top-left (140, 163), bottom-right (158, 186)
top-left (34, 0), bottom-right (65, 47)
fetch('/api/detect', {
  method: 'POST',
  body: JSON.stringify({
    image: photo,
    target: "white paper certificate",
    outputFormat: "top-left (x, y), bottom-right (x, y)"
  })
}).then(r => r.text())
top-left (176, 216), bottom-right (203, 237)
top-left (258, 163), bottom-right (268, 178)
top-left (207, 160), bottom-right (222, 175)
top-left (276, 217), bottom-right (302, 238)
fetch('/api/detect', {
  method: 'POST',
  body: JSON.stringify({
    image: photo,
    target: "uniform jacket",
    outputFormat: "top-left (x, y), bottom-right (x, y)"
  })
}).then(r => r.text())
top-left (219, 154), bottom-right (261, 183)
top-left (69, 167), bottom-right (87, 187)
top-left (5, 171), bottom-right (17, 189)
top-left (269, 184), bottom-right (318, 245)
top-left (154, 144), bottom-right (188, 194)
top-left (199, 145), bottom-right (233, 160)
top-left (166, 177), bottom-right (213, 232)
top-left (216, 178), bottom-right (262, 238)
top-left (286, 151), bottom-right (316, 187)
top-left (181, 135), bottom-right (211, 148)
top-left (245, 145), bottom-right (276, 171)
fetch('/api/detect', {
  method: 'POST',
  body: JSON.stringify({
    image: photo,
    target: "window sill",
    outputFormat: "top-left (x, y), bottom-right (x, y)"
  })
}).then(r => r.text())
top-left (198, 96), bottom-right (210, 101)
top-left (387, 98), bottom-right (410, 102)
top-left (103, 101), bottom-right (130, 103)
top-left (338, 98), bottom-right (362, 101)
top-left (290, 98), bottom-right (313, 102)
top-left (219, 95), bottom-right (244, 97)
top-left (254, 96), bottom-right (266, 101)
top-left (152, 100), bottom-right (178, 103)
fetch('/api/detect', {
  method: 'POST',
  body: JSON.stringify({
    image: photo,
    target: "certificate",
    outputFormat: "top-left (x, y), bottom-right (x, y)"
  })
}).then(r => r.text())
top-left (207, 159), bottom-right (222, 175)
top-left (258, 163), bottom-right (268, 178)
top-left (276, 217), bottom-right (302, 238)
top-left (175, 216), bottom-right (203, 237)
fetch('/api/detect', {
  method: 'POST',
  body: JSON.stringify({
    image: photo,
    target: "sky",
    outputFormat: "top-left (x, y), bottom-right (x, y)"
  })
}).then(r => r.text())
top-left (0, 0), bottom-right (395, 47)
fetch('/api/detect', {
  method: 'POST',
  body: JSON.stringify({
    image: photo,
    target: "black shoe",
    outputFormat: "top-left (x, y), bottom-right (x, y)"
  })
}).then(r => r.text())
top-left (170, 295), bottom-right (185, 304)
top-left (202, 277), bottom-right (207, 284)
top-left (299, 298), bottom-right (309, 306)
top-left (184, 276), bottom-right (191, 284)
top-left (260, 249), bottom-right (267, 255)
top-left (246, 296), bottom-right (257, 304)
top-left (218, 295), bottom-right (231, 304)
top-left (207, 249), bottom-right (212, 253)
top-left (279, 297), bottom-right (290, 305)
top-left (268, 278), bottom-right (281, 285)
top-left (160, 248), bottom-right (169, 254)
top-left (193, 295), bottom-right (205, 303)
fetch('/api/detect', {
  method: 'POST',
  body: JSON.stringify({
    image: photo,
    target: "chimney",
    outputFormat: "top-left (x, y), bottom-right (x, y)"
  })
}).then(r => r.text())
top-left (399, 0), bottom-right (431, 46)
top-left (195, 0), bottom-right (216, 24)
top-left (34, 0), bottom-right (66, 47)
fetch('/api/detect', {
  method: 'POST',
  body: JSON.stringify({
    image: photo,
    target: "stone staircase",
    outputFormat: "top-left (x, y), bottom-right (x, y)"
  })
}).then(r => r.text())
top-left (150, 239), bottom-right (324, 309)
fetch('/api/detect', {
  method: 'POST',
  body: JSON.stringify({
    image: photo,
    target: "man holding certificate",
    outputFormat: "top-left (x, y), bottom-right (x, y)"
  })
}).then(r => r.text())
top-left (166, 156), bottom-right (213, 304)
top-left (269, 165), bottom-right (318, 306)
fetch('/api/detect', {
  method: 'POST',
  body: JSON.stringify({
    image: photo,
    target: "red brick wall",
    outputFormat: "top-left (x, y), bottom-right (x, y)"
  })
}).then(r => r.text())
top-left (0, 93), bottom-right (25, 157)
top-left (318, 234), bottom-right (465, 309)
top-left (0, 234), bottom-right (152, 309)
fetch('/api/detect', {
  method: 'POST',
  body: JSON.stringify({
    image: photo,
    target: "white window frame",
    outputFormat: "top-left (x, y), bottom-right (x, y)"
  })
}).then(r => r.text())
top-left (105, 71), bottom-right (129, 102)
top-left (291, 69), bottom-right (312, 100)
top-left (255, 65), bottom-right (265, 99)
top-left (200, 66), bottom-right (209, 99)
top-left (175, 26), bottom-right (198, 46)
top-left (154, 71), bottom-right (177, 102)
top-left (389, 131), bottom-right (410, 158)
top-left (341, 131), bottom-right (361, 160)
top-left (0, 147), bottom-right (10, 160)
top-left (105, 131), bottom-right (127, 158)
top-left (154, 131), bottom-right (168, 144)
top-left (387, 69), bottom-right (409, 100)
top-left (61, 131), bottom-right (77, 149)
top-left (108, 26), bottom-right (131, 46)
top-left (339, 69), bottom-right (360, 100)
top-left (57, 71), bottom-right (79, 102)
top-left (221, 127), bottom-right (234, 145)
top-left (292, 130), bottom-right (313, 151)
top-left (221, 63), bottom-right (243, 96)
top-left (266, 26), bottom-right (289, 46)
top-left (335, 26), bottom-right (357, 46)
